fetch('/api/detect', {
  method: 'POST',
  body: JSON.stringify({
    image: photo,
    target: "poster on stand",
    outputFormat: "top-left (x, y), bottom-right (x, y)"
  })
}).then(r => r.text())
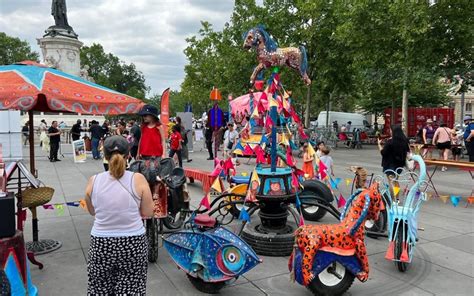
top-left (72, 139), bottom-right (86, 163)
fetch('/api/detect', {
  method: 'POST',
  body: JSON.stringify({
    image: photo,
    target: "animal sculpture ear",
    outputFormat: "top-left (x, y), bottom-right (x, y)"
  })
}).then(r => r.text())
top-left (349, 194), bottom-right (370, 236)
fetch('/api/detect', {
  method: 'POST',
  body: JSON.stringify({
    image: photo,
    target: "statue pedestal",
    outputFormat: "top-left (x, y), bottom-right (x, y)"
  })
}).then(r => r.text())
top-left (37, 35), bottom-right (83, 76)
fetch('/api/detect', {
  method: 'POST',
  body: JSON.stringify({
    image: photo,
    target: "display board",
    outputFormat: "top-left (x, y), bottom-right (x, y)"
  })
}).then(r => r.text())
top-left (0, 110), bottom-right (23, 161)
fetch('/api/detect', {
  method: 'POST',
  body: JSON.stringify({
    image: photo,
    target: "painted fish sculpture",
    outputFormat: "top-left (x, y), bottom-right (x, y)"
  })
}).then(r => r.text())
top-left (164, 216), bottom-right (261, 293)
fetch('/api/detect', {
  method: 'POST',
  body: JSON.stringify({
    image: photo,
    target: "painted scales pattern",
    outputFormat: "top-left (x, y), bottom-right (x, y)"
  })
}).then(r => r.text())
top-left (164, 227), bottom-right (260, 282)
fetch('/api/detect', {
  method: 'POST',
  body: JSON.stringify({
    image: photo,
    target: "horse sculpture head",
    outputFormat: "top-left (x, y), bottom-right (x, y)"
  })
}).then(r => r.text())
top-left (243, 25), bottom-right (278, 52)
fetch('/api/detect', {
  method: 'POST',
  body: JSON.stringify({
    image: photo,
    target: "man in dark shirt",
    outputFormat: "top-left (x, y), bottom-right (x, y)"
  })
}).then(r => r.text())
top-left (90, 120), bottom-right (103, 159)
top-left (48, 121), bottom-right (61, 162)
top-left (71, 119), bottom-right (83, 141)
top-left (129, 120), bottom-right (141, 160)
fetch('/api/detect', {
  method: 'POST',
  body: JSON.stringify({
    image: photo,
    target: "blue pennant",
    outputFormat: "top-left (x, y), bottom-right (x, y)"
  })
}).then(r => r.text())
top-left (330, 178), bottom-right (341, 190)
top-left (260, 134), bottom-right (268, 145)
top-left (295, 193), bottom-right (302, 209)
top-left (239, 207), bottom-right (251, 222)
top-left (235, 141), bottom-right (245, 151)
top-left (450, 195), bottom-right (460, 207)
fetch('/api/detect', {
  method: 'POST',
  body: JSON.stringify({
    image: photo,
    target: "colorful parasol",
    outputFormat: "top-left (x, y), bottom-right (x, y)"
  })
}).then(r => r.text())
top-left (209, 87), bottom-right (222, 101)
top-left (0, 61), bottom-right (145, 174)
top-left (0, 61), bottom-right (145, 114)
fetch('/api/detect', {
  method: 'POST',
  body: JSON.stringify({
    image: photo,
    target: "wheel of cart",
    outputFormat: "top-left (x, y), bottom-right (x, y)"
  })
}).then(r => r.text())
top-left (376, 155), bottom-right (428, 272)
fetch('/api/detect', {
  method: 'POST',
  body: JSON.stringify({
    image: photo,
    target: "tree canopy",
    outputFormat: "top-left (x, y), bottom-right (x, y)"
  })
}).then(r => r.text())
top-left (80, 43), bottom-right (149, 99)
top-left (0, 32), bottom-right (39, 65)
top-left (178, 0), bottom-right (473, 118)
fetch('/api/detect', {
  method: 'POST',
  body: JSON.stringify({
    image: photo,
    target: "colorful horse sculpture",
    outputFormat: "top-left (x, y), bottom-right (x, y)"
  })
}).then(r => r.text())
top-left (243, 25), bottom-right (311, 85)
top-left (290, 183), bottom-right (383, 295)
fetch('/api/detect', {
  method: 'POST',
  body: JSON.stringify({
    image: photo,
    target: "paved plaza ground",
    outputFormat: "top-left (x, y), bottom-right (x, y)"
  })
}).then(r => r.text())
top-left (20, 141), bottom-right (473, 295)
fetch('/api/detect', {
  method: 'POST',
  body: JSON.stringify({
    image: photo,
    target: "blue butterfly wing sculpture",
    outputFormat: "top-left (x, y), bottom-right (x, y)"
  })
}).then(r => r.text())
top-left (164, 227), bottom-right (261, 282)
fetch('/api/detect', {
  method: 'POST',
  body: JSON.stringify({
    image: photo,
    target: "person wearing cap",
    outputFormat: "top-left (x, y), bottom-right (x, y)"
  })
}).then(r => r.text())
top-left (463, 116), bottom-right (474, 162)
top-left (137, 104), bottom-right (166, 160)
top-left (84, 136), bottom-right (154, 294)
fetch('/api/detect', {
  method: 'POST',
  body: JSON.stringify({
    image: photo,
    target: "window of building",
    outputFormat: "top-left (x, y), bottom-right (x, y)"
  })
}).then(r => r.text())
top-left (466, 103), bottom-right (472, 112)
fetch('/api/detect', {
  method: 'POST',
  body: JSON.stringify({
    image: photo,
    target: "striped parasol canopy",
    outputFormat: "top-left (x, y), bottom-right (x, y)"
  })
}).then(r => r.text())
top-left (0, 61), bottom-right (144, 114)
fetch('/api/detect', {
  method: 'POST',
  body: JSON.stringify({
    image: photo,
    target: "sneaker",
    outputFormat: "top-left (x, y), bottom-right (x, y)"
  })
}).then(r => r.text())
top-left (187, 159), bottom-right (193, 163)
top-left (55, 159), bottom-right (61, 162)
top-left (207, 157), bottom-right (214, 160)
top-left (441, 166), bottom-right (447, 172)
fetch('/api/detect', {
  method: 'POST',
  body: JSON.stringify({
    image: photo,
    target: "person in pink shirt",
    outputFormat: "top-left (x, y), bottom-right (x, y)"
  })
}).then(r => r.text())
top-left (433, 123), bottom-right (453, 171)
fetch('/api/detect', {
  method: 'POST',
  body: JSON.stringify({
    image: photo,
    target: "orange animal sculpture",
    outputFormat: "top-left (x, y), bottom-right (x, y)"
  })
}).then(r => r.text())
top-left (291, 183), bottom-right (383, 288)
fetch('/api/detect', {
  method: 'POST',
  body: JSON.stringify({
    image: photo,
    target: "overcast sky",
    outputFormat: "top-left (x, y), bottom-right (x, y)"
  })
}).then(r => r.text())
top-left (0, 0), bottom-right (237, 95)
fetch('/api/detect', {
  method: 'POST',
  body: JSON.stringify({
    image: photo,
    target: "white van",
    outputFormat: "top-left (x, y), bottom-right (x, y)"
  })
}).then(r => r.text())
top-left (316, 111), bottom-right (370, 131)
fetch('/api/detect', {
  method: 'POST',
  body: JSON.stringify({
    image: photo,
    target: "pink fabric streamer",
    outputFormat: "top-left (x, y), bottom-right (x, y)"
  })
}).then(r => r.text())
top-left (337, 194), bottom-right (346, 208)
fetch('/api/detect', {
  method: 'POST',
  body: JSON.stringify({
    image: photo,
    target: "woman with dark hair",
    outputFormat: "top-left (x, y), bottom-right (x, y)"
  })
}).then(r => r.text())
top-left (84, 136), bottom-right (154, 294)
top-left (378, 125), bottom-right (410, 176)
top-left (176, 116), bottom-right (192, 163)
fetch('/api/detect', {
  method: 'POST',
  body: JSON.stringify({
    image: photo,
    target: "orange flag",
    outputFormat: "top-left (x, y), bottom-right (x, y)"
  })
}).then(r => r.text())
top-left (160, 87), bottom-right (170, 134)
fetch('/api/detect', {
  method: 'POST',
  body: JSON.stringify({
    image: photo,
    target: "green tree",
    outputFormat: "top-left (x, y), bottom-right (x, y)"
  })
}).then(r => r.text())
top-left (0, 32), bottom-right (39, 65)
top-left (80, 43), bottom-right (149, 99)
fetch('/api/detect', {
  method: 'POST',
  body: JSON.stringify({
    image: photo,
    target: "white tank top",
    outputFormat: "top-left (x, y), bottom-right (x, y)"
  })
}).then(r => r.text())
top-left (90, 171), bottom-right (145, 237)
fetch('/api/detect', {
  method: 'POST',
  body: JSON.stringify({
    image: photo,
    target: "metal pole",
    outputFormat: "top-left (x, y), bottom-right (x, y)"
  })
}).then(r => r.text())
top-left (460, 92), bottom-right (465, 127)
top-left (270, 106), bottom-right (277, 172)
top-left (28, 110), bottom-right (36, 176)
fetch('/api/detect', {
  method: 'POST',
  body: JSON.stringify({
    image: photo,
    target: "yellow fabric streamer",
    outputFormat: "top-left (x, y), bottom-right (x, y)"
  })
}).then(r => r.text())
top-left (211, 177), bottom-right (223, 193)
top-left (346, 178), bottom-right (352, 186)
top-left (393, 186), bottom-right (400, 196)
top-left (439, 195), bottom-right (449, 203)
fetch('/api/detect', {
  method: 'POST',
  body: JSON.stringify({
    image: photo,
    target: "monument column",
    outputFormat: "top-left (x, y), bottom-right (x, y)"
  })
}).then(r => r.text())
top-left (36, 0), bottom-right (83, 76)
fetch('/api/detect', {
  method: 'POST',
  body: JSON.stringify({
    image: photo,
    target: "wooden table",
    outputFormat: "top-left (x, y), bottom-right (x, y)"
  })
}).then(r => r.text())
top-left (423, 159), bottom-right (474, 203)
top-left (184, 168), bottom-right (215, 193)
top-left (410, 144), bottom-right (463, 159)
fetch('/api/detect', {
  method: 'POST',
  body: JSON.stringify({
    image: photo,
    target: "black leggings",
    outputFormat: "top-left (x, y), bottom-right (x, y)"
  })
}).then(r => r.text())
top-left (169, 149), bottom-right (183, 167)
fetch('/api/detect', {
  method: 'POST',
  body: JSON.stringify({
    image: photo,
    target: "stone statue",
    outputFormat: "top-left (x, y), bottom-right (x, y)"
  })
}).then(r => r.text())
top-left (51, 0), bottom-right (70, 29)
top-left (44, 0), bottom-right (78, 39)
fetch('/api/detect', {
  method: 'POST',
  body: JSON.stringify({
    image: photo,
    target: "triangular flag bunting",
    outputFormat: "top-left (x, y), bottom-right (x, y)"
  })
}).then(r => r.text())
top-left (318, 160), bottom-right (327, 180)
top-left (286, 147), bottom-right (294, 166)
top-left (199, 194), bottom-right (211, 210)
top-left (330, 178), bottom-right (341, 190)
top-left (235, 141), bottom-right (245, 151)
top-left (292, 173), bottom-right (299, 188)
top-left (295, 193), bottom-right (302, 209)
top-left (337, 194), bottom-right (346, 208)
top-left (251, 169), bottom-right (261, 186)
top-left (393, 186), bottom-right (400, 196)
top-left (439, 195), bottom-right (449, 203)
top-left (243, 144), bottom-right (254, 155)
top-left (289, 140), bottom-right (298, 150)
top-left (54, 204), bottom-right (64, 216)
top-left (42, 204), bottom-right (54, 210)
top-left (79, 199), bottom-right (87, 210)
top-left (211, 177), bottom-right (222, 193)
top-left (251, 106), bottom-right (259, 118)
top-left (239, 207), bottom-right (251, 222)
top-left (298, 215), bottom-right (305, 227)
top-left (450, 195), bottom-right (460, 207)
top-left (66, 202), bottom-right (79, 207)
top-left (307, 143), bottom-right (316, 157)
top-left (346, 178), bottom-right (352, 186)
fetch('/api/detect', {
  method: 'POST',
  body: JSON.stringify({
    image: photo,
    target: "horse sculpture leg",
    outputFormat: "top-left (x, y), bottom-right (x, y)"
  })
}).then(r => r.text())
top-left (296, 227), bottom-right (321, 286)
top-left (250, 63), bottom-right (265, 85)
top-left (354, 237), bottom-right (369, 282)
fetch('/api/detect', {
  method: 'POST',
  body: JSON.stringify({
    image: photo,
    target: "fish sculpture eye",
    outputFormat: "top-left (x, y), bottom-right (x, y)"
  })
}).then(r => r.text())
top-left (216, 245), bottom-right (245, 276)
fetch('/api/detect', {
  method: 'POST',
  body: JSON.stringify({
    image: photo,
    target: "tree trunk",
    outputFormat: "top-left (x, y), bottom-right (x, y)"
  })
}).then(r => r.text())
top-left (460, 91), bottom-right (465, 127)
top-left (391, 97), bottom-right (395, 128)
top-left (304, 85), bottom-right (311, 127)
top-left (401, 88), bottom-right (408, 134)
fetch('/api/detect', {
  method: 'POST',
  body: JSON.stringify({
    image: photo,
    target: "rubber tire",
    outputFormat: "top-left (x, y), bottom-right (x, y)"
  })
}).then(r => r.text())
top-left (162, 211), bottom-right (186, 230)
top-left (365, 208), bottom-right (387, 239)
top-left (307, 265), bottom-right (355, 296)
top-left (300, 184), bottom-right (331, 221)
top-left (187, 274), bottom-right (226, 294)
top-left (241, 221), bottom-right (296, 257)
top-left (146, 218), bottom-right (158, 263)
top-left (395, 222), bottom-right (409, 272)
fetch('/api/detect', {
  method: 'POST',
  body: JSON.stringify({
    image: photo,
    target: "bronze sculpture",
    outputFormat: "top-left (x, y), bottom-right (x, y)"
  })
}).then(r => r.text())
top-left (44, 0), bottom-right (78, 38)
